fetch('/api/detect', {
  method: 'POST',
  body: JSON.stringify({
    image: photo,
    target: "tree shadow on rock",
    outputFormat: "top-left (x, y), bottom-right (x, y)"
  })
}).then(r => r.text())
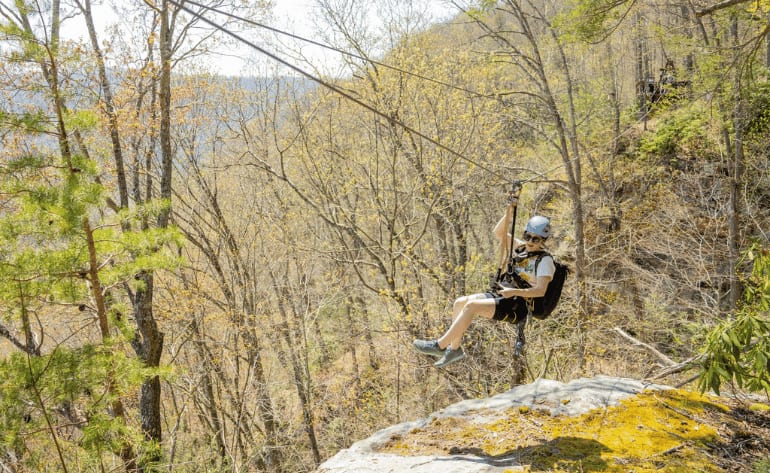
top-left (442, 436), bottom-right (611, 471)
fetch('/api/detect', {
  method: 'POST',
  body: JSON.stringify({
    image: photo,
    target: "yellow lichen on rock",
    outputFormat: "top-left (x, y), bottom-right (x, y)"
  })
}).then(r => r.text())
top-left (380, 388), bottom-right (731, 472)
top-left (542, 389), bottom-right (724, 472)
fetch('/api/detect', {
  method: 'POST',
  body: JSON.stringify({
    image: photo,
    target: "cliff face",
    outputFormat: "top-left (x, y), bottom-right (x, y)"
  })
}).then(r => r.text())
top-left (317, 376), bottom-right (770, 473)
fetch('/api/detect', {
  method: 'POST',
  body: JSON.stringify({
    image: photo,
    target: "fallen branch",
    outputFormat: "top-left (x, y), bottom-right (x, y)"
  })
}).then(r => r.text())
top-left (613, 327), bottom-right (677, 366)
top-left (649, 355), bottom-right (704, 381)
top-left (674, 373), bottom-right (700, 388)
top-left (659, 444), bottom-right (686, 456)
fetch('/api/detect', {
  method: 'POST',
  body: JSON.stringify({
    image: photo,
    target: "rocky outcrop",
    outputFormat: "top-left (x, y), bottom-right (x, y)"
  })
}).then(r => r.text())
top-left (317, 376), bottom-right (770, 473)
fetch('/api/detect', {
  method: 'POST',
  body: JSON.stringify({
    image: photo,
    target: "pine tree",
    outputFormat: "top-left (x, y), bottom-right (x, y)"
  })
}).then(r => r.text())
top-left (0, 133), bottom-right (180, 470)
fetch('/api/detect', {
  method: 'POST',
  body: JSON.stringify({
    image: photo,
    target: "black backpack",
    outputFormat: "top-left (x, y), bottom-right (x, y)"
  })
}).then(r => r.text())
top-left (530, 252), bottom-right (570, 319)
top-left (500, 251), bottom-right (569, 320)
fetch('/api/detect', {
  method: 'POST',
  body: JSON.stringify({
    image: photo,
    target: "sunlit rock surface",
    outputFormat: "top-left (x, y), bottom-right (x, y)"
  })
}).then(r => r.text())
top-left (316, 376), bottom-right (759, 473)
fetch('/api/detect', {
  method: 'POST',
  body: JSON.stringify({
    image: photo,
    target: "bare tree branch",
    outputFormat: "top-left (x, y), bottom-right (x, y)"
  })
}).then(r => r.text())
top-left (0, 323), bottom-right (38, 355)
top-left (613, 326), bottom-right (677, 366)
top-left (696, 0), bottom-right (753, 17)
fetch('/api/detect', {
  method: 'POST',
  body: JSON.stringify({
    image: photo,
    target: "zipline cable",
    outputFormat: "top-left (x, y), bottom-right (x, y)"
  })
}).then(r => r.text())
top-left (180, 0), bottom-right (494, 99)
top-left (176, 1), bottom-right (643, 189)
top-left (179, 1), bottom-right (609, 187)
top-left (170, 1), bottom-right (666, 190)
top-left (167, 0), bottom-right (512, 183)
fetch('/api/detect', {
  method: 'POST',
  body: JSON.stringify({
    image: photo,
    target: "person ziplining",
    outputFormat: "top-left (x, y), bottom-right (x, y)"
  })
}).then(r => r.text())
top-left (414, 182), bottom-right (568, 368)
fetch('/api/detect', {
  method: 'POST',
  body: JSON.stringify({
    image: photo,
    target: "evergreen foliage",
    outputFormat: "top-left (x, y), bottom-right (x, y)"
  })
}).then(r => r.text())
top-left (699, 244), bottom-right (770, 395)
top-left (0, 120), bottom-right (178, 469)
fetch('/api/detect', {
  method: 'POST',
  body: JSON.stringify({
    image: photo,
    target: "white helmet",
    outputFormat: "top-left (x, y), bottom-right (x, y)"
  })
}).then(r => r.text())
top-left (525, 216), bottom-right (552, 238)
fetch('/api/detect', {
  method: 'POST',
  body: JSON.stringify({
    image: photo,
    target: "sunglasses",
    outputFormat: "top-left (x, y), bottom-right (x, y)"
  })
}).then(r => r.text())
top-left (523, 233), bottom-right (544, 244)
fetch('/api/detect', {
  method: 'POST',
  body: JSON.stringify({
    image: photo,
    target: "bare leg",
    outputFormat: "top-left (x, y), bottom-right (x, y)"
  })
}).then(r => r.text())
top-left (451, 294), bottom-right (472, 319)
top-left (438, 295), bottom-right (496, 350)
top-left (450, 292), bottom-right (490, 320)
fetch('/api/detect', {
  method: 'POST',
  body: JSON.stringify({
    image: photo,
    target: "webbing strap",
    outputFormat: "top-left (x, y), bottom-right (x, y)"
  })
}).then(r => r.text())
top-left (522, 252), bottom-right (549, 315)
top-left (497, 181), bottom-right (522, 283)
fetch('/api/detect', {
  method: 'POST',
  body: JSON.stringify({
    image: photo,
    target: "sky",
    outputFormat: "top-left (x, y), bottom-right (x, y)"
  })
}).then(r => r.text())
top-left (58, 0), bottom-right (458, 77)
top-left (213, 0), bottom-right (458, 76)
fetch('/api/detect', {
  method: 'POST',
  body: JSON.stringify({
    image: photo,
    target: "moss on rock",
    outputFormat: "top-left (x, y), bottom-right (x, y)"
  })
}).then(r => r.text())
top-left (380, 389), bottom-right (732, 472)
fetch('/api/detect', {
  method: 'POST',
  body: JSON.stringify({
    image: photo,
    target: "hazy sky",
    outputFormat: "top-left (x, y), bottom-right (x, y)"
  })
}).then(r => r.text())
top-left (57, 0), bottom-right (456, 76)
top-left (218, 0), bottom-right (457, 76)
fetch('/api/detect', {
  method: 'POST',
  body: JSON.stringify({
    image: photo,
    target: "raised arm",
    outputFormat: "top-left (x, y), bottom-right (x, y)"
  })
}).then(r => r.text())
top-left (494, 200), bottom-right (517, 271)
top-left (493, 182), bottom-right (522, 273)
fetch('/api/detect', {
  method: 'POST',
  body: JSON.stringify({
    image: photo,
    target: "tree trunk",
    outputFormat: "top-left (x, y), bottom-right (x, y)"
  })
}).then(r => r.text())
top-left (132, 1), bottom-right (173, 466)
top-left (272, 271), bottom-right (320, 468)
top-left (132, 272), bottom-right (164, 456)
top-left (727, 17), bottom-right (744, 310)
top-left (635, 13), bottom-right (647, 122)
top-left (765, 15), bottom-right (770, 67)
top-left (190, 317), bottom-right (227, 462)
top-left (345, 301), bottom-right (362, 388)
top-left (85, 217), bottom-right (138, 471)
top-left (78, 0), bottom-right (129, 209)
top-left (158, 0), bottom-right (174, 229)
top-left (353, 296), bottom-right (379, 370)
top-left (243, 331), bottom-right (283, 471)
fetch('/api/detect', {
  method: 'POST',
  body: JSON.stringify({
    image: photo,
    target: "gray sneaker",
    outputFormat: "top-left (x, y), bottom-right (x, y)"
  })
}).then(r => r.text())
top-left (413, 339), bottom-right (445, 357)
top-left (434, 347), bottom-right (466, 368)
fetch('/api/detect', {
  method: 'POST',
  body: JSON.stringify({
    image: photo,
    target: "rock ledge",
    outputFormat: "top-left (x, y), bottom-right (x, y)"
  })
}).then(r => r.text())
top-left (317, 376), bottom-right (671, 473)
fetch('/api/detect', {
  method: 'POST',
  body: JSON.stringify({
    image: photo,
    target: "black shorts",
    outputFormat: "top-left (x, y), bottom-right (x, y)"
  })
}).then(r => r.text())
top-left (484, 292), bottom-right (528, 323)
